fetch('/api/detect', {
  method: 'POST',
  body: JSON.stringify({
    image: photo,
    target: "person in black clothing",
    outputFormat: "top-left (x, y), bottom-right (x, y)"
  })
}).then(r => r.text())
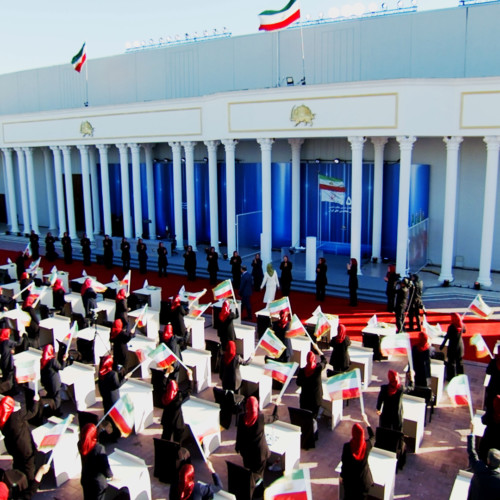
top-left (39, 343), bottom-right (67, 416)
top-left (51, 278), bottom-right (66, 313)
top-left (78, 423), bottom-right (113, 500)
top-left (296, 349), bottom-right (327, 418)
top-left (110, 319), bottom-right (131, 372)
top-left (217, 300), bottom-right (239, 351)
top-left (467, 421), bottom-right (500, 500)
top-left (61, 232), bottom-right (72, 264)
top-left (103, 235), bottom-right (114, 269)
top-left (183, 246), bottom-right (197, 281)
top-left (315, 257), bottom-right (328, 301)
top-left (394, 278), bottom-right (410, 333)
top-left (330, 323), bottom-right (351, 373)
top-left (279, 255), bottom-right (293, 297)
top-left (45, 232), bottom-right (57, 262)
top-left (235, 396), bottom-right (278, 483)
top-left (229, 251), bottom-right (242, 290)
top-left (170, 295), bottom-right (189, 343)
top-left (340, 414), bottom-right (375, 500)
top-left (120, 238), bottom-right (131, 272)
top-left (376, 369), bottom-right (404, 431)
top-left (219, 340), bottom-right (251, 393)
top-left (19, 272), bottom-right (32, 302)
top-left (138, 242), bottom-right (148, 274)
top-left (239, 266), bottom-right (253, 321)
top-left (251, 253), bottom-right (264, 292)
top-left (22, 295), bottom-right (40, 348)
top-left (15, 252), bottom-right (28, 281)
top-left (408, 273), bottom-right (423, 331)
top-left (161, 371), bottom-right (192, 443)
top-left (347, 258), bottom-right (358, 307)
top-left (384, 264), bottom-right (399, 313)
top-left (160, 324), bottom-right (184, 381)
top-left (175, 460), bottom-right (222, 500)
top-left (29, 231), bottom-right (39, 261)
top-left (81, 278), bottom-right (98, 318)
top-left (0, 395), bottom-right (39, 483)
top-left (271, 310), bottom-right (293, 363)
top-left (158, 242), bottom-right (168, 277)
top-left (485, 353), bottom-right (500, 415)
top-left (0, 462), bottom-right (51, 500)
top-left (0, 328), bottom-right (23, 395)
top-left (411, 331), bottom-right (433, 387)
top-left (114, 288), bottom-right (129, 328)
top-left (80, 234), bottom-right (91, 266)
top-left (479, 396), bottom-right (500, 463)
top-left (440, 312), bottom-right (465, 381)
top-left (206, 247), bottom-right (219, 285)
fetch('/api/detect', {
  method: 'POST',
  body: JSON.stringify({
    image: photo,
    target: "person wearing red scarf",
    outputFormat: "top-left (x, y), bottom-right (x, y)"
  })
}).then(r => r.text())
top-left (109, 319), bottom-right (131, 372)
top-left (19, 272), bottom-right (32, 302)
top-left (51, 278), bottom-right (66, 312)
top-left (236, 396), bottom-right (278, 483)
top-left (161, 370), bottom-right (192, 443)
top-left (78, 423), bottom-right (113, 500)
top-left (170, 294), bottom-right (189, 342)
top-left (341, 413), bottom-right (375, 499)
top-left (440, 312), bottom-right (466, 381)
top-left (40, 343), bottom-right (67, 417)
top-left (271, 310), bottom-right (293, 362)
top-left (176, 460), bottom-right (222, 500)
top-left (114, 288), bottom-right (129, 328)
top-left (98, 355), bottom-right (124, 420)
top-left (81, 278), bottom-right (98, 318)
top-left (219, 340), bottom-right (250, 393)
top-left (329, 323), bottom-right (351, 373)
top-left (0, 328), bottom-right (23, 395)
top-left (376, 369), bottom-right (404, 431)
top-left (411, 331), bottom-right (433, 387)
top-left (21, 294), bottom-right (40, 347)
top-left (217, 300), bottom-right (239, 351)
top-left (296, 349), bottom-right (327, 418)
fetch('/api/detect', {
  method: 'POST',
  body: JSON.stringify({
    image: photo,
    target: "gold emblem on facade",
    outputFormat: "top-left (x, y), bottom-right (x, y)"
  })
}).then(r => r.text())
top-left (290, 105), bottom-right (315, 126)
top-left (80, 121), bottom-right (94, 137)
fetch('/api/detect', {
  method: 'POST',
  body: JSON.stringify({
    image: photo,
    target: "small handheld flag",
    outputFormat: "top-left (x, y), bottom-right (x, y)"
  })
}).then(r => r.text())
top-left (447, 374), bottom-right (473, 419)
top-left (268, 296), bottom-right (291, 316)
top-left (256, 328), bottom-right (286, 358)
top-left (468, 294), bottom-right (493, 319)
top-left (108, 393), bottom-right (135, 437)
top-left (212, 280), bottom-right (233, 301)
top-left (264, 468), bottom-right (312, 500)
top-left (314, 312), bottom-right (330, 339)
top-left (470, 333), bottom-right (492, 359)
top-left (325, 369), bottom-right (362, 401)
top-left (286, 314), bottom-right (308, 338)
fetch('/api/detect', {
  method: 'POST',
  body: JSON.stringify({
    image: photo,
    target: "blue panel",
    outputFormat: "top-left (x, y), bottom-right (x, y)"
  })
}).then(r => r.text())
top-left (194, 162), bottom-right (210, 243)
top-left (271, 163), bottom-right (292, 248)
top-left (409, 164), bottom-right (430, 225)
top-left (153, 162), bottom-right (175, 239)
top-left (218, 163), bottom-right (227, 245)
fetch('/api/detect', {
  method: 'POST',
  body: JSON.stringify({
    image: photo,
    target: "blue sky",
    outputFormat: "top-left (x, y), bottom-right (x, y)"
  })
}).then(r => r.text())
top-left (0, 0), bottom-right (459, 75)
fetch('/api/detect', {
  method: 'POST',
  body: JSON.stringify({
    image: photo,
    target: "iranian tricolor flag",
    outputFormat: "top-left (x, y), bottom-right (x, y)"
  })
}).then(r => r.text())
top-left (187, 289), bottom-right (207, 306)
top-left (313, 312), bottom-right (330, 339)
top-left (71, 43), bottom-right (87, 73)
top-left (318, 174), bottom-right (346, 205)
top-left (269, 296), bottom-right (291, 316)
top-left (258, 0), bottom-right (301, 32)
top-left (258, 328), bottom-right (286, 358)
top-left (91, 279), bottom-right (108, 293)
top-left (264, 468), bottom-right (312, 500)
top-left (135, 345), bottom-right (154, 363)
top-left (38, 415), bottom-right (73, 452)
top-left (212, 280), bottom-right (233, 301)
top-left (470, 333), bottom-right (492, 359)
top-left (468, 294), bottom-right (493, 319)
top-left (325, 369), bottom-right (362, 401)
top-left (286, 314), bottom-right (307, 338)
top-left (380, 333), bottom-right (411, 357)
top-left (447, 375), bottom-right (473, 414)
top-left (423, 315), bottom-right (444, 338)
top-left (15, 359), bottom-right (37, 384)
top-left (120, 270), bottom-right (131, 296)
top-left (109, 393), bottom-right (134, 437)
top-left (264, 360), bottom-right (297, 384)
top-left (188, 302), bottom-right (211, 319)
top-left (148, 343), bottom-right (177, 369)
top-left (48, 269), bottom-right (58, 286)
top-left (23, 243), bottom-right (32, 258)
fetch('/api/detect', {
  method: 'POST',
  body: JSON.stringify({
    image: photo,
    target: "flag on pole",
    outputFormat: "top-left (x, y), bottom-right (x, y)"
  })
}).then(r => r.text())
top-left (423, 316), bottom-right (444, 338)
top-left (258, 328), bottom-right (286, 358)
top-left (91, 279), bottom-right (107, 293)
top-left (109, 393), bottom-right (134, 437)
top-left (470, 333), bottom-right (492, 359)
top-left (468, 294), bottom-right (493, 319)
top-left (212, 280), bottom-right (233, 300)
top-left (38, 415), bottom-right (73, 452)
top-left (23, 243), bottom-right (32, 258)
top-left (27, 257), bottom-right (41, 274)
top-left (71, 43), bottom-right (87, 72)
top-left (258, 0), bottom-right (301, 31)
top-left (325, 369), bottom-right (362, 401)
top-left (135, 345), bottom-right (154, 363)
top-left (313, 312), bottom-right (330, 339)
top-left (380, 333), bottom-right (410, 357)
top-left (286, 314), bottom-right (308, 338)
top-left (268, 296), bottom-right (291, 316)
top-left (131, 304), bottom-right (149, 332)
top-left (318, 173), bottom-right (346, 205)
top-left (48, 269), bottom-right (58, 286)
top-left (63, 321), bottom-right (78, 351)
top-left (186, 289), bottom-right (207, 306)
top-left (188, 303), bottom-right (212, 319)
top-left (15, 359), bottom-right (37, 384)
top-left (264, 468), bottom-right (312, 500)
top-left (120, 270), bottom-right (131, 296)
top-left (148, 343), bottom-right (177, 368)
top-left (447, 374), bottom-right (472, 407)
top-left (264, 360), bottom-right (297, 384)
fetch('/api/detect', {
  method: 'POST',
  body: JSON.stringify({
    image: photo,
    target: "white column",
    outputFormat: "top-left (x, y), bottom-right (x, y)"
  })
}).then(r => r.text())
top-left (42, 148), bottom-right (57, 231)
top-left (370, 137), bottom-right (388, 262)
top-left (258, 138), bottom-right (274, 265)
top-left (395, 136), bottom-right (417, 276)
top-left (50, 146), bottom-right (67, 237)
top-left (205, 140), bottom-right (220, 252)
top-left (1, 149), bottom-right (19, 233)
top-left (182, 141), bottom-right (197, 251)
top-left (477, 136), bottom-right (500, 287)
top-left (129, 143), bottom-right (143, 239)
top-left (60, 146), bottom-right (77, 239)
top-left (348, 136), bottom-right (365, 271)
top-left (288, 138), bottom-right (304, 248)
top-left (77, 145), bottom-right (94, 241)
top-left (89, 147), bottom-right (101, 235)
top-left (143, 144), bottom-right (156, 238)
top-left (169, 142), bottom-right (184, 249)
top-left (222, 139), bottom-right (238, 254)
top-left (14, 148), bottom-right (31, 234)
top-left (96, 145), bottom-right (112, 236)
top-left (439, 136), bottom-right (463, 283)
top-left (117, 144), bottom-right (132, 238)
top-left (24, 147), bottom-right (39, 234)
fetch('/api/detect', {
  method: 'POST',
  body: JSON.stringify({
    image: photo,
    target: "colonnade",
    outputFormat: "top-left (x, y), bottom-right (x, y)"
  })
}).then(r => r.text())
top-left (1, 135), bottom-right (499, 286)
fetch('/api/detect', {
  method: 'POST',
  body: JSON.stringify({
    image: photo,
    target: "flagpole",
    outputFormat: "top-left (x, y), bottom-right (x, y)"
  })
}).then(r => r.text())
top-left (299, 24), bottom-right (306, 85)
top-left (46, 415), bottom-right (74, 466)
top-left (356, 368), bottom-right (365, 414)
top-left (277, 361), bottom-right (299, 402)
top-left (84, 49), bottom-right (89, 107)
top-left (465, 376), bottom-right (474, 421)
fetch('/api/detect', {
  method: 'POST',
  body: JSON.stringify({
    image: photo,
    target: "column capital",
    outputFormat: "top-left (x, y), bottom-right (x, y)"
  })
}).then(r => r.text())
top-left (116, 143), bottom-right (129, 154)
top-left (370, 136), bottom-right (388, 148)
top-left (168, 141), bottom-right (182, 153)
top-left (22, 146), bottom-right (33, 154)
top-left (128, 143), bottom-right (140, 153)
top-left (443, 136), bottom-right (463, 150)
top-left (288, 138), bottom-right (305, 149)
top-left (204, 140), bottom-right (220, 151)
top-left (141, 143), bottom-right (155, 152)
top-left (221, 139), bottom-right (238, 152)
top-left (49, 146), bottom-right (60, 153)
top-left (1, 147), bottom-right (13, 154)
top-left (396, 136), bottom-right (417, 150)
top-left (181, 141), bottom-right (196, 151)
top-left (77, 145), bottom-right (90, 153)
top-left (14, 147), bottom-right (24, 154)
top-left (60, 145), bottom-right (72, 154)
top-left (96, 144), bottom-right (109, 152)
top-left (347, 136), bottom-right (366, 150)
top-left (257, 138), bottom-right (274, 151)
top-left (483, 136), bottom-right (500, 151)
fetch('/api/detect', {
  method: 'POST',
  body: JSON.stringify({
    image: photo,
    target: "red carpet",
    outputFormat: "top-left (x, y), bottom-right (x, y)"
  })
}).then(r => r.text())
top-left (5, 249), bottom-right (497, 364)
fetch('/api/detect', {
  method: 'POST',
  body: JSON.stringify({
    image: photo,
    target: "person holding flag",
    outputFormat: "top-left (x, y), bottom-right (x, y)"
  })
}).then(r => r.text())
top-left (217, 300), bottom-right (239, 351)
top-left (271, 310), bottom-right (293, 362)
top-left (296, 348), bottom-right (327, 422)
top-left (175, 460), bottom-right (222, 500)
top-left (78, 423), bottom-right (113, 500)
top-left (219, 340), bottom-right (252, 393)
top-left (22, 294), bottom-right (41, 348)
top-left (39, 343), bottom-right (68, 418)
top-left (440, 312), bottom-right (466, 381)
top-left (411, 331), bottom-right (433, 388)
top-left (19, 272), bottom-right (32, 302)
top-left (329, 323), bottom-right (351, 374)
top-left (81, 278), bottom-right (98, 318)
top-left (376, 370), bottom-right (404, 431)
top-left (109, 319), bottom-right (131, 372)
top-left (0, 328), bottom-right (24, 395)
top-left (114, 288), bottom-right (129, 328)
top-left (170, 295), bottom-right (189, 343)
top-left (52, 278), bottom-right (66, 313)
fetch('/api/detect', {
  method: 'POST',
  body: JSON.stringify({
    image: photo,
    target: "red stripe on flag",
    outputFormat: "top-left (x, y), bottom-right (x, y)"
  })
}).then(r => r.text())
top-left (274, 491), bottom-right (308, 500)
top-left (156, 354), bottom-right (176, 369)
top-left (320, 184), bottom-right (346, 192)
top-left (453, 395), bottom-right (469, 406)
top-left (342, 387), bottom-right (360, 399)
top-left (39, 434), bottom-right (59, 448)
top-left (272, 371), bottom-right (288, 384)
top-left (109, 407), bottom-right (133, 436)
top-left (261, 339), bottom-right (279, 356)
top-left (470, 305), bottom-right (488, 318)
top-left (74, 53), bottom-right (87, 72)
top-left (259, 9), bottom-right (301, 31)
